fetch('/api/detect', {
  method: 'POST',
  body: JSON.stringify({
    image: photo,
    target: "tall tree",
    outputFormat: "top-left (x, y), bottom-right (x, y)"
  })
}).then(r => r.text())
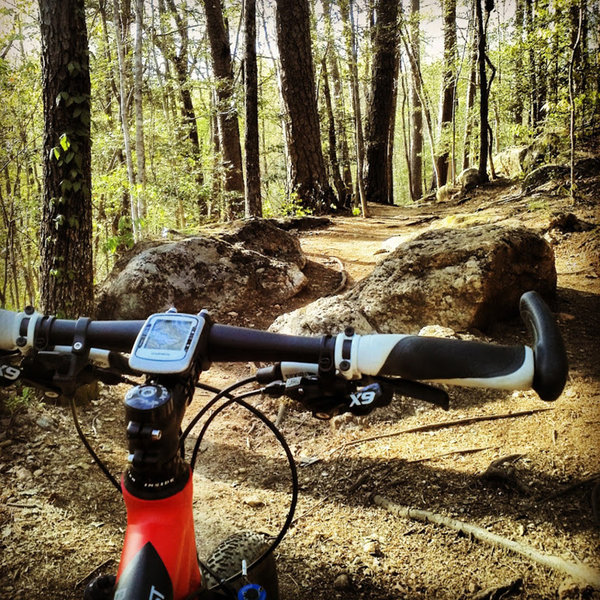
top-left (113, 0), bottom-right (139, 239)
top-left (476, 0), bottom-right (490, 183)
top-left (340, 0), bottom-right (368, 215)
top-left (203, 0), bottom-right (244, 217)
top-left (364, 0), bottom-right (400, 204)
top-left (275, 0), bottom-right (336, 213)
top-left (322, 0), bottom-right (352, 206)
top-left (133, 0), bottom-right (146, 220)
top-left (435, 0), bottom-right (457, 186)
top-left (409, 0), bottom-right (423, 200)
top-left (321, 55), bottom-right (347, 208)
top-left (512, 0), bottom-right (525, 129)
top-left (155, 0), bottom-right (204, 191)
top-left (38, 0), bottom-right (93, 317)
top-left (462, 8), bottom-right (477, 170)
top-left (244, 0), bottom-right (261, 217)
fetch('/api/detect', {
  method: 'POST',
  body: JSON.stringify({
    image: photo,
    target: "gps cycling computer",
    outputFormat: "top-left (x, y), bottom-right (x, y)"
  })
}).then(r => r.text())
top-left (129, 312), bottom-right (206, 374)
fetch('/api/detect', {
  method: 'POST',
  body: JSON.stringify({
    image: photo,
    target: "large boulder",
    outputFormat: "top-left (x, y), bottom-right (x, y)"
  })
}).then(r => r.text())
top-left (215, 218), bottom-right (307, 268)
top-left (270, 224), bottom-right (556, 336)
top-left (522, 164), bottom-right (570, 194)
top-left (96, 221), bottom-right (307, 320)
top-left (458, 167), bottom-right (481, 191)
top-left (494, 146), bottom-right (528, 178)
top-left (521, 131), bottom-right (564, 173)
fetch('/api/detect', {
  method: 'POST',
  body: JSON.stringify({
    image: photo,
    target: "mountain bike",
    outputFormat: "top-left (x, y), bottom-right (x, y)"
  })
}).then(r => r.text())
top-left (0, 290), bottom-right (568, 600)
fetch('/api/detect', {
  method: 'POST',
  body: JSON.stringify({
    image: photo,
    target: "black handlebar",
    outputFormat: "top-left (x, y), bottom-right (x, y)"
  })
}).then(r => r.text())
top-left (1, 291), bottom-right (568, 401)
top-left (519, 291), bottom-right (568, 401)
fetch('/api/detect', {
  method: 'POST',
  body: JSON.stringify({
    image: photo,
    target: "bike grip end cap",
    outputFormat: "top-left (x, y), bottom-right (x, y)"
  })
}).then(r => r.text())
top-left (519, 291), bottom-right (568, 401)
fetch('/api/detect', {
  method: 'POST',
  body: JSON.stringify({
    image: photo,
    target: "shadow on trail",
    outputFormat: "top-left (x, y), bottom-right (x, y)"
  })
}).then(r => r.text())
top-left (191, 435), bottom-right (598, 539)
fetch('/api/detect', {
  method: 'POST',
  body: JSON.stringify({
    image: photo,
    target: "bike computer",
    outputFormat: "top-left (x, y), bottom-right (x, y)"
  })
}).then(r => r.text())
top-left (129, 312), bottom-right (206, 374)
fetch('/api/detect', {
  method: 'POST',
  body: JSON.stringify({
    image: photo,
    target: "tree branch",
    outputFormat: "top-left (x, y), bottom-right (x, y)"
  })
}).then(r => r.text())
top-left (372, 494), bottom-right (600, 589)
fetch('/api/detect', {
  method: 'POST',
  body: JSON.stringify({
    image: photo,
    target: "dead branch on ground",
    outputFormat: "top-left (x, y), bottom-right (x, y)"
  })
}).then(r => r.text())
top-left (329, 408), bottom-right (553, 455)
top-left (372, 494), bottom-right (600, 589)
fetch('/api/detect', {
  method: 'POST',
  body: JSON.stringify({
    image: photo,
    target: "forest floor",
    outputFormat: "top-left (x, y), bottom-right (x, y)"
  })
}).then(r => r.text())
top-left (1, 173), bottom-right (599, 600)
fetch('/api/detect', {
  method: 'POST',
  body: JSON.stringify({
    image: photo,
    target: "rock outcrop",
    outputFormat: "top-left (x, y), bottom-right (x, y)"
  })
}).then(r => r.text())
top-left (96, 219), bottom-right (307, 320)
top-left (271, 224), bottom-right (556, 336)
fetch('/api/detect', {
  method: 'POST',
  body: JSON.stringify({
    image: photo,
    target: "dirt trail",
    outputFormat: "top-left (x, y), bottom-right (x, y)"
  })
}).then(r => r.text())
top-left (1, 180), bottom-right (599, 599)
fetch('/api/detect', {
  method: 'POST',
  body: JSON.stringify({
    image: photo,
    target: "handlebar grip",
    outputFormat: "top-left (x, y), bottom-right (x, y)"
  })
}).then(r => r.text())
top-left (0, 309), bottom-right (23, 351)
top-left (355, 335), bottom-right (534, 390)
top-left (519, 291), bottom-right (568, 401)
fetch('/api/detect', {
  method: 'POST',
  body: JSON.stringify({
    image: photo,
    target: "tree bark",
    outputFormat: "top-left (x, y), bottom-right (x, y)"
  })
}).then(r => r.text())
top-left (275, 0), bottom-right (336, 213)
top-left (513, 0), bottom-right (525, 128)
top-left (133, 0), bottom-right (146, 221)
top-left (569, 3), bottom-right (583, 201)
top-left (364, 0), bottom-right (399, 205)
top-left (409, 0), bottom-right (423, 200)
top-left (38, 0), bottom-right (94, 317)
top-left (322, 0), bottom-right (353, 206)
top-left (476, 0), bottom-right (490, 183)
top-left (435, 0), bottom-right (457, 186)
top-left (462, 9), bottom-right (477, 170)
top-left (203, 0), bottom-right (245, 218)
top-left (321, 56), bottom-right (347, 208)
top-left (113, 0), bottom-right (139, 239)
top-left (244, 0), bottom-right (262, 217)
top-left (340, 0), bottom-right (368, 215)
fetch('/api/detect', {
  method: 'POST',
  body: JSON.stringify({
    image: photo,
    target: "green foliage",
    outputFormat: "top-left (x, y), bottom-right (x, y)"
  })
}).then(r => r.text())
top-left (1, 385), bottom-right (36, 415)
top-left (527, 198), bottom-right (550, 212)
top-left (1, 0), bottom-right (599, 309)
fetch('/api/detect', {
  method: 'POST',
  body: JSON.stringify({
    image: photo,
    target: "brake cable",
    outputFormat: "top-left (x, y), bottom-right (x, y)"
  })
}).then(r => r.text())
top-left (186, 382), bottom-right (299, 593)
top-left (69, 396), bottom-right (122, 493)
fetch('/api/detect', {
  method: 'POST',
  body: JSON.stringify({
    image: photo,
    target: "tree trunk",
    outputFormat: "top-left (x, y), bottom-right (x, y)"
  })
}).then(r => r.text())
top-left (275, 0), bottom-right (336, 213)
top-left (244, 0), bottom-right (262, 217)
top-left (133, 0), bottom-right (146, 221)
top-left (476, 0), bottom-right (489, 183)
top-left (113, 0), bottom-right (139, 240)
top-left (524, 0), bottom-right (540, 129)
top-left (203, 0), bottom-right (244, 218)
top-left (98, 0), bottom-right (132, 251)
top-left (387, 62), bottom-right (399, 205)
top-left (38, 0), bottom-right (94, 317)
top-left (569, 3), bottom-right (583, 201)
top-left (322, 0), bottom-right (352, 206)
top-left (513, 0), bottom-right (525, 128)
top-left (462, 10), bottom-right (477, 170)
top-left (364, 0), bottom-right (400, 205)
top-left (340, 0), bottom-right (368, 216)
top-left (435, 0), bottom-right (457, 187)
top-left (409, 0), bottom-right (423, 200)
top-left (322, 56), bottom-right (347, 207)
top-left (156, 0), bottom-right (205, 193)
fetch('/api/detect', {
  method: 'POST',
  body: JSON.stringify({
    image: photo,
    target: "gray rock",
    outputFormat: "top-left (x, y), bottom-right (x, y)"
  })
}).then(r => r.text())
top-left (217, 218), bottom-right (306, 268)
top-left (96, 222), bottom-right (307, 320)
top-left (522, 164), bottom-right (569, 194)
top-left (271, 224), bottom-right (556, 335)
top-left (458, 167), bottom-right (481, 191)
top-left (494, 146), bottom-right (528, 178)
top-left (436, 183), bottom-right (460, 203)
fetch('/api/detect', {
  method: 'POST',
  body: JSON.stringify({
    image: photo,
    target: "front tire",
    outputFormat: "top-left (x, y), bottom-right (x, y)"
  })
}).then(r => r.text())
top-left (203, 531), bottom-right (278, 599)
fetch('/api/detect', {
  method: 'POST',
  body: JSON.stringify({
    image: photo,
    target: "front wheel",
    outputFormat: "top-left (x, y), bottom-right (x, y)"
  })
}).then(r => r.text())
top-left (203, 531), bottom-right (279, 599)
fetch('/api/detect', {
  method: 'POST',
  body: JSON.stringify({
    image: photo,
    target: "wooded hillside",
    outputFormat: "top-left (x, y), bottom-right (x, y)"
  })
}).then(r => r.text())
top-left (0, 0), bottom-right (598, 314)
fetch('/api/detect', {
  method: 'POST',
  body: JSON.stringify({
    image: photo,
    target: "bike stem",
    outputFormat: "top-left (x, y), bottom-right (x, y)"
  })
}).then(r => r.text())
top-left (114, 380), bottom-right (203, 600)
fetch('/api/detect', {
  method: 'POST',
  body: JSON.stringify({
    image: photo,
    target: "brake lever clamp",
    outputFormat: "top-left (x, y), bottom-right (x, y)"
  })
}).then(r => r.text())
top-left (281, 376), bottom-right (393, 420)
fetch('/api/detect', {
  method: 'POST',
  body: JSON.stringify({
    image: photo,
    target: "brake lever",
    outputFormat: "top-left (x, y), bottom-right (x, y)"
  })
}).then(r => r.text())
top-left (375, 377), bottom-right (449, 410)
